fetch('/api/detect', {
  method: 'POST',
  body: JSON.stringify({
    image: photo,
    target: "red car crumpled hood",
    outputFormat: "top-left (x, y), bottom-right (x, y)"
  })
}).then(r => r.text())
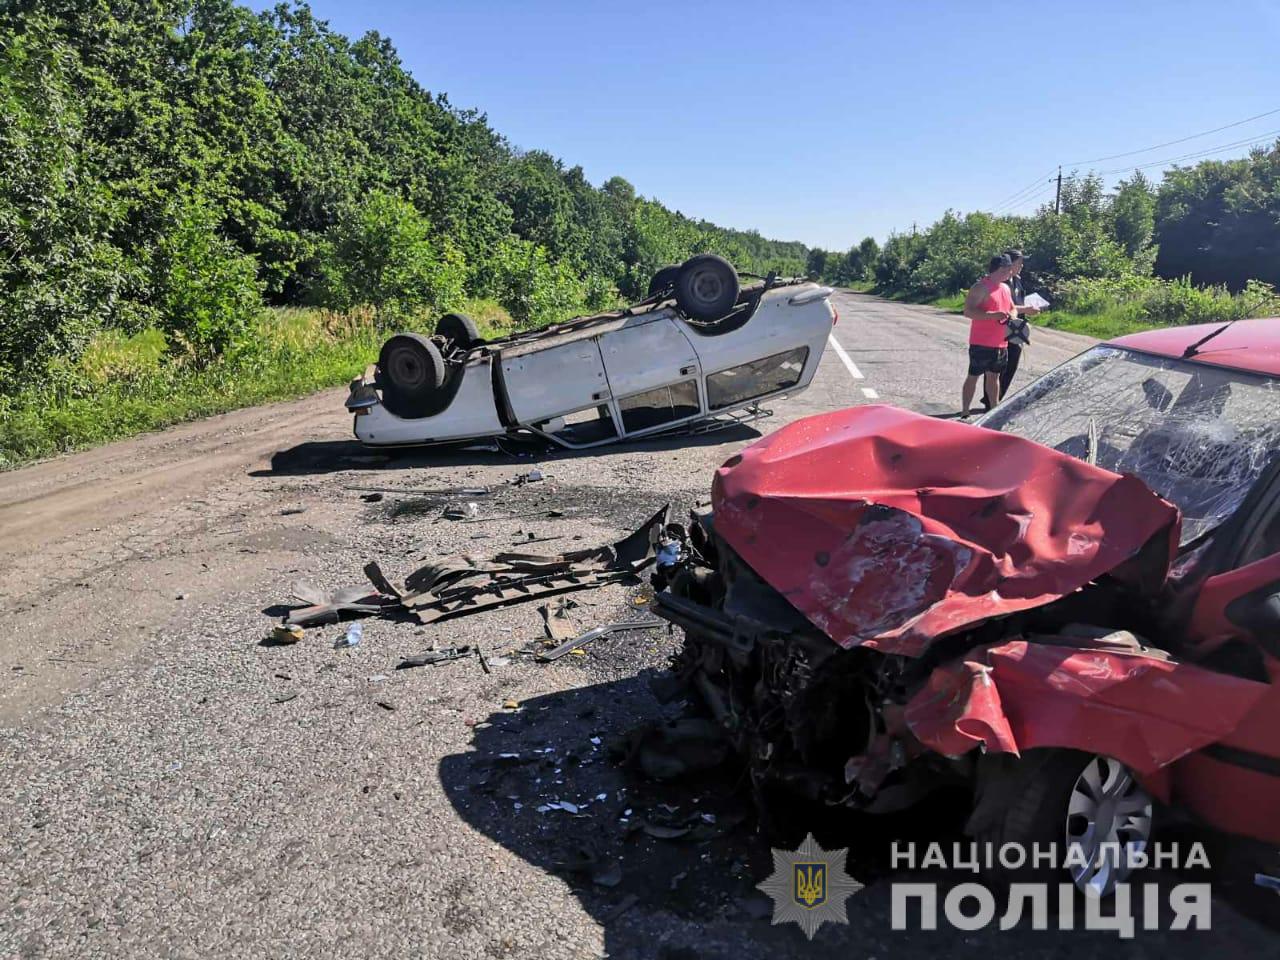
top-left (712, 405), bottom-right (1180, 657)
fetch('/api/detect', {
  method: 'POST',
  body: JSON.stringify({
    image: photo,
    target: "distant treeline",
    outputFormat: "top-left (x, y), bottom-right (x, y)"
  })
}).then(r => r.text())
top-left (811, 147), bottom-right (1280, 308)
top-left (0, 0), bottom-right (810, 392)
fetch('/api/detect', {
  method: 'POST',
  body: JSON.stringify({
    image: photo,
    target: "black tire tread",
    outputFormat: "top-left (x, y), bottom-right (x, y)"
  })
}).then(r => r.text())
top-left (436, 312), bottom-right (481, 349)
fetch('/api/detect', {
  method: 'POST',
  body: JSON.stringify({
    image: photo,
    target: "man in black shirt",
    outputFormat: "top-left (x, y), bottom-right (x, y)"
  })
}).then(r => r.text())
top-left (982, 248), bottom-right (1037, 410)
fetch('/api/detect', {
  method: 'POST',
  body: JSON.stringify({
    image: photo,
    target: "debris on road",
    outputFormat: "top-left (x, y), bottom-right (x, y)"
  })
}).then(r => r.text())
top-left (267, 624), bottom-right (305, 645)
top-left (334, 621), bottom-right (363, 649)
top-left (396, 645), bottom-right (477, 669)
top-left (280, 505), bottom-right (670, 630)
top-left (560, 847), bottom-right (622, 888)
top-left (285, 581), bottom-right (400, 627)
top-left (360, 492), bottom-right (384, 503)
top-left (513, 469), bottom-right (544, 485)
top-left (272, 691), bottom-right (298, 704)
top-left (443, 501), bottom-right (481, 520)
top-left (540, 602), bottom-right (577, 642)
top-left (536, 618), bottom-right (665, 663)
top-left (353, 484), bottom-right (492, 498)
top-left (623, 718), bottom-right (730, 781)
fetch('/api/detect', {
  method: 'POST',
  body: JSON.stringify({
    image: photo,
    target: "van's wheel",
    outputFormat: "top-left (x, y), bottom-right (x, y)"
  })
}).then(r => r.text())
top-left (676, 254), bottom-right (740, 321)
top-left (974, 750), bottom-right (1154, 898)
top-left (436, 312), bottom-right (481, 350)
top-left (648, 265), bottom-right (681, 298)
top-left (379, 333), bottom-right (446, 418)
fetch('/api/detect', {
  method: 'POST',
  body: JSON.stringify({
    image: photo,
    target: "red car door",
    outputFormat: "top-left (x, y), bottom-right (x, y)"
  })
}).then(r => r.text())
top-left (1171, 483), bottom-right (1280, 844)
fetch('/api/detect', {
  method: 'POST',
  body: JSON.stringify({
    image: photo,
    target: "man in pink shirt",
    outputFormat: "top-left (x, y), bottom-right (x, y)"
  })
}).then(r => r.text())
top-left (960, 254), bottom-right (1016, 417)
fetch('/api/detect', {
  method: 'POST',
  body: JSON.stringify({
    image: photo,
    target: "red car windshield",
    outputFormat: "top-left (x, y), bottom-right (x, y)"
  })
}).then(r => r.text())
top-left (979, 345), bottom-right (1280, 545)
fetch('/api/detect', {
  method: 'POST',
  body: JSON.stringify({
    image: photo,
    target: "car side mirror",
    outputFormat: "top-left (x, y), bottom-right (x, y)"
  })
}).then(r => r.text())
top-left (1142, 378), bottom-right (1173, 412)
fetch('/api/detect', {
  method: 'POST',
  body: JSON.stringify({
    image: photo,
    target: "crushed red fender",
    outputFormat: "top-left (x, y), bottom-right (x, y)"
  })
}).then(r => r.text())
top-left (905, 639), bottom-right (1271, 784)
top-left (711, 405), bottom-right (1181, 656)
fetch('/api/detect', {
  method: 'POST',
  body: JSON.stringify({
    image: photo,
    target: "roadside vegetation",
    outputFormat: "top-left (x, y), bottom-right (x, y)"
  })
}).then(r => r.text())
top-left (810, 150), bottom-right (1280, 336)
top-left (7, 3), bottom-right (1280, 467)
top-left (0, 1), bottom-right (807, 466)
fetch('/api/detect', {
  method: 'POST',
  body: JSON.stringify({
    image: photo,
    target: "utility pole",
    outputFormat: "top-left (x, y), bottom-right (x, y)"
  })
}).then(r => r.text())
top-left (1054, 166), bottom-right (1062, 215)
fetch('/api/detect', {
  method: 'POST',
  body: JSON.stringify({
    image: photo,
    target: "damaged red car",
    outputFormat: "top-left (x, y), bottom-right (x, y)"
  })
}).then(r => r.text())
top-left (652, 317), bottom-right (1280, 897)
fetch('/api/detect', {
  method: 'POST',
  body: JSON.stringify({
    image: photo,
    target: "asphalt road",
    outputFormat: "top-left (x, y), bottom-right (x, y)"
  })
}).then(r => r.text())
top-left (0, 293), bottom-right (1271, 958)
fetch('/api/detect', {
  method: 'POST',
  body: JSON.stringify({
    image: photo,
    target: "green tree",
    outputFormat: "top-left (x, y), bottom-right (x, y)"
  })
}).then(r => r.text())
top-left (317, 191), bottom-right (464, 320)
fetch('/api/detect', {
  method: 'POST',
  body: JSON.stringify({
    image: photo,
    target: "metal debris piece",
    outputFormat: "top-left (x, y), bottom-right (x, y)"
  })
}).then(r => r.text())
top-left (284, 581), bottom-right (399, 627)
top-left (361, 492), bottom-right (384, 503)
top-left (280, 507), bottom-right (306, 516)
top-left (536, 619), bottom-right (664, 663)
top-left (397, 645), bottom-right (477, 669)
top-left (277, 505), bottom-right (670, 632)
top-left (273, 692), bottom-right (298, 704)
top-left (375, 700), bottom-right (395, 711)
top-left (513, 469), bottom-right (544, 485)
top-left (362, 562), bottom-right (402, 601)
top-left (540, 603), bottom-right (577, 642)
top-left (351, 484), bottom-right (492, 497)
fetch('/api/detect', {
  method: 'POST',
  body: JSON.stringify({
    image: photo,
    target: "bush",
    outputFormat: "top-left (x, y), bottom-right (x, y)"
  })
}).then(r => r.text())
top-left (1054, 275), bottom-right (1280, 327)
top-left (315, 192), bottom-right (467, 323)
top-left (471, 235), bottom-right (587, 327)
top-left (156, 198), bottom-right (265, 364)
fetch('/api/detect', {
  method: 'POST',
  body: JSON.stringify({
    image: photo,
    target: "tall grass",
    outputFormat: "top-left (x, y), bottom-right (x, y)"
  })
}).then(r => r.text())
top-left (0, 299), bottom-right (519, 467)
top-left (923, 276), bottom-right (1279, 339)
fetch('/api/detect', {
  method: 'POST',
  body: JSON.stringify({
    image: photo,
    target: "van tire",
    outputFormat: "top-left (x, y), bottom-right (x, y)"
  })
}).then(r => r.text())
top-left (676, 254), bottom-right (740, 321)
top-left (437, 312), bottom-right (481, 350)
top-left (648, 265), bottom-right (681, 298)
top-left (379, 333), bottom-right (446, 418)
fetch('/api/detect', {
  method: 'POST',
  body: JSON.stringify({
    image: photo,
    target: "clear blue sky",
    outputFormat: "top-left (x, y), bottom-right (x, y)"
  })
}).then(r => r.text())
top-left (243, 0), bottom-right (1280, 250)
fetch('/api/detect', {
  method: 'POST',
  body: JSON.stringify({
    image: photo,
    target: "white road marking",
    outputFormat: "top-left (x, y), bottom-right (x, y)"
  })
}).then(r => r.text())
top-left (827, 334), bottom-right (864, 380)
top-left (861, 387), bottom-right (879, 399)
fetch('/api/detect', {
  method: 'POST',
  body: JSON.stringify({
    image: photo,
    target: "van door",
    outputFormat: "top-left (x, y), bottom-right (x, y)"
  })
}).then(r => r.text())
top-left (499, 336), bottom-right (610, 425)
top-left (597, 314), bottom-right (703, 436)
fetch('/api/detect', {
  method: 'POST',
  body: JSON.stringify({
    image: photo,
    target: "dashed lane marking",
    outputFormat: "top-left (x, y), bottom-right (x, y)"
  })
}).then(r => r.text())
top-left (861, 387), bottom-right (879, 399)
top-left (827, 334), bottom-right (864, 380)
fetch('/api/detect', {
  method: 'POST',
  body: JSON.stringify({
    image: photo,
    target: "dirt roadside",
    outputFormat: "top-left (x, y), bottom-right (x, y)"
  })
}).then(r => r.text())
top-left (0, 388), bottom-right (351, 722)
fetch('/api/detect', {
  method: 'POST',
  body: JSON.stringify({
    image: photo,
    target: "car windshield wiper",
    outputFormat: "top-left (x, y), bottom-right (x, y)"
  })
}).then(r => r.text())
top-left (1182, 319), bottom-right (1239, 358)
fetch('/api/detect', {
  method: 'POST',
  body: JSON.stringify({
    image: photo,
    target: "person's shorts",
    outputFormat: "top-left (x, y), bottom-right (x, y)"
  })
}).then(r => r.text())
top-left (968, 344), bottom-right (1008, 376)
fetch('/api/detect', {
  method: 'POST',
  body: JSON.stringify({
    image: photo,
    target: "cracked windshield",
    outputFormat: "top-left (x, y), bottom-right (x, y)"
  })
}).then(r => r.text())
top-left (981, 345), bottom-right (1280, 543)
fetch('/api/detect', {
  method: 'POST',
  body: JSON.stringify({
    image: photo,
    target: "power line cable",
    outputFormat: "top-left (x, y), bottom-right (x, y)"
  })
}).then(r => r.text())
top-left (1106, 128), bottom-right (1280, 174)
top-left (993, 183), bottom-right (1056, 216)
top-left (1063, 106), bottom-right (1280, 166)
top-left (988, 169), bottom-right (1057, 214)
top-left (1062, 128), bottom-right (1280, 181)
